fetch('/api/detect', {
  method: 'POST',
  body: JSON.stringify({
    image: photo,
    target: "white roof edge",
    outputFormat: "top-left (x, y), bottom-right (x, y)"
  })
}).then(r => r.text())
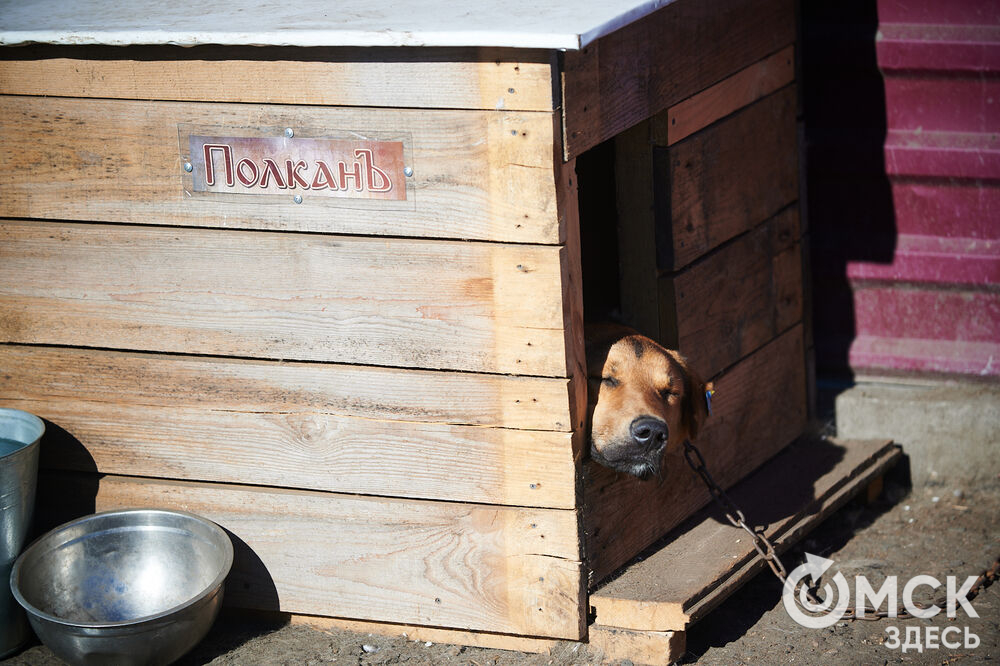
top-left (0, 29), bottom-right (583, 50)
top-left (0, 0), bottom-right (678, 51)
top-left (579, 0), bottom-right (673, 47)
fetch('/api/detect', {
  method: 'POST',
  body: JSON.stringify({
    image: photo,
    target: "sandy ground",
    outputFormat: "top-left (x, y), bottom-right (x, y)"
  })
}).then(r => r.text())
top-left (5, 459), bottom-right (997, 666)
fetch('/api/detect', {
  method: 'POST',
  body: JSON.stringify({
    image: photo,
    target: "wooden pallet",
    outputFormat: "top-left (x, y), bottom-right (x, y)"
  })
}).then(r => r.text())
top-left (589, 438), bottom-right (901, 664)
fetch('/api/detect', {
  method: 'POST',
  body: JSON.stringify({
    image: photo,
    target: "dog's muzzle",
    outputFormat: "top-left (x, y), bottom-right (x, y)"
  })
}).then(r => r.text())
top-left (591, 416), bottom-right (670, 480)
top-left (630, 416), bottom-right (669, 452)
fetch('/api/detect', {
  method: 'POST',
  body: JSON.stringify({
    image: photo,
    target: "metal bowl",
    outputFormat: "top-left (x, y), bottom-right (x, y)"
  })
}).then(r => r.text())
top-left (10, 509), bottom-right (233, 666)
top-left (0, 408), bottom-right (44, 658)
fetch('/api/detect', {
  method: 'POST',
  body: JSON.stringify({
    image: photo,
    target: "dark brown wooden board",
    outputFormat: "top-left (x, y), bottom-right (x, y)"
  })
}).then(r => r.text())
top-left (606, 85), bottom-right (800, 356)
top-left (664, 46), bottom-right (795, 146)
top-left (665, 206), bottom-right (803, 379)
top-left (660, 86), bottom-right (799, 272)
top-left (562, 0), bottom-right (795, 160)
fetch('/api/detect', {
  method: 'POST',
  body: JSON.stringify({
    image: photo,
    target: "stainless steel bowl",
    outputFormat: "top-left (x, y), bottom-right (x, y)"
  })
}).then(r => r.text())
top-left (10, 509), bottom-right (233, 666)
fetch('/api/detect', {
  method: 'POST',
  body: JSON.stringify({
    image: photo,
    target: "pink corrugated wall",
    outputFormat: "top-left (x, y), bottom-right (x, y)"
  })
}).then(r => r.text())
top-left (848, 0), bottom-right (1000, 378)
top-left (807, 0), bottom-right (999, 381)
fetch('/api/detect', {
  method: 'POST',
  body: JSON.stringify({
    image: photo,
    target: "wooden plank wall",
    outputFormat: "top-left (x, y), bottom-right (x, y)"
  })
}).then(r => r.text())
top-left (0, 45), bottom-right (556, 112)
top-left (561, 0), bottom-right (796, 159)
top-left (37, 472), bottom-right (584, 637)
top-left (584, 48), bottom-right (807, 584)
top-left (0, 97), bottom-right (561, 243)
top-left (0, 48), bottom-right (588, 640)
top-left (0, 0), bottom-right (806, 641)
top-left (0, 221), bottom-right (568, 375)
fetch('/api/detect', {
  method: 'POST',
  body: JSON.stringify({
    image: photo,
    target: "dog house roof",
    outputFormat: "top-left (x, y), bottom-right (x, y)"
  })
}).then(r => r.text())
top-left (0, 0), bottom-right (677, 50)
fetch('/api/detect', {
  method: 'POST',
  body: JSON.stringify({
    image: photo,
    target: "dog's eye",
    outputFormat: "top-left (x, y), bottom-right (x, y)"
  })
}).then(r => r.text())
top-left (602, 376), bottom-right (620, 388)
top-left (659, 388), bottom-right (678, 401)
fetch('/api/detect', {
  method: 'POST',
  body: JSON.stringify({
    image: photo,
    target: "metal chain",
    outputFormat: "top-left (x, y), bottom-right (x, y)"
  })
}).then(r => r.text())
top-left (681, 438), bottom-right (999, 621)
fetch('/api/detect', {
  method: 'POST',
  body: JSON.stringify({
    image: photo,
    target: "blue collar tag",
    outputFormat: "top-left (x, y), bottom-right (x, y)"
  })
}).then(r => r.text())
top-left (705, 389), bottom-right (715, 416)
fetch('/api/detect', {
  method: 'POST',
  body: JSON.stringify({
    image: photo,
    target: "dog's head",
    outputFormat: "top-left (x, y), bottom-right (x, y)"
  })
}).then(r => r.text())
top-left (586, 325), bottom-right (713, 480)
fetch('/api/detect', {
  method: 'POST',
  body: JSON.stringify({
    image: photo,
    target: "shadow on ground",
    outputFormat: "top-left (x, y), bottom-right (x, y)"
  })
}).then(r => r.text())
top-left (682, 456), bottom-right (912, 661)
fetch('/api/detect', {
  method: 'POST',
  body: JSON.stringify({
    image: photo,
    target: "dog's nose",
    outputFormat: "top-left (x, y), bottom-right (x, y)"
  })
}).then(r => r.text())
top-left (630, 417), bottom-right (668, 450)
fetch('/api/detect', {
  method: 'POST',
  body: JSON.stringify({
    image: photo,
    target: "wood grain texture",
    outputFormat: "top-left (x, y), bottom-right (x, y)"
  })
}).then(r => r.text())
top-left (583, 325), bottom-right (808, 585)
top-left (561, 0), bottom-right (795, 159)
top-left (555, 157), bottom-right (590, 444)
top-left (12, 398), bottom-right (576, 507)
top-left (664, 46), bottom-right (795, 145)
top-left (37, 473), bottom-right (586, 639)
top-left (590, 439), bottom-right (900, 631)
top-left (587, 625), bottom-right (685, 666)
top-left (0, 96), bottom-right (560, 243)
top-left (0, 346), bottom-right (573, 431)
top-left (0, 46), bottom-right (555, 111)
top-left (292, 614), bottom-right (561, 654)
top-left (661, 85), bottom-right (799, 271)
top-left (683, 443), bottom-right (900, 626)
top-left (0, 221), bottom-right (569, 376)
top-left (668, 206), bottom-right (803, 378)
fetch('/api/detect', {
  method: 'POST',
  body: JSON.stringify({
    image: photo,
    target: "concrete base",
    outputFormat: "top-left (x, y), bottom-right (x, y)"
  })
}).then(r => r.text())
top-left (835, 381), bottom-right (1000, 486)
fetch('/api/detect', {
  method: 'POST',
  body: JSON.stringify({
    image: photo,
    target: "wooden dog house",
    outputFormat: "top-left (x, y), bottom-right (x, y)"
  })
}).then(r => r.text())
top-left (0, 0), bottom-right (899, 660)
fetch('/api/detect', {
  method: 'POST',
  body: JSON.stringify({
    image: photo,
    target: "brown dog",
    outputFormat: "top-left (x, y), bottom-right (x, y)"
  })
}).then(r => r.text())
top-left (586, 323), bottom-right (713, 480)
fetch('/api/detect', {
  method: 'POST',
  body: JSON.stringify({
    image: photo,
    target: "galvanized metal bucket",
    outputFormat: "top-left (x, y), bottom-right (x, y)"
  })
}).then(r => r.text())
top-left (0, 408), bottom-right (43, 657)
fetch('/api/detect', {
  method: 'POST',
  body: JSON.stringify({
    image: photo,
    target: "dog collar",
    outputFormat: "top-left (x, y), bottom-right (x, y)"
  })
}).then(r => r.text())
top-left (705, 388), bottom-right (715, 416)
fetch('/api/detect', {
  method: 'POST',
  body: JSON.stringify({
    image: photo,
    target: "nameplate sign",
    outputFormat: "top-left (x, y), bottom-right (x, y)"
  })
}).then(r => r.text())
top-left (186, 135), bottom-right (407, 201)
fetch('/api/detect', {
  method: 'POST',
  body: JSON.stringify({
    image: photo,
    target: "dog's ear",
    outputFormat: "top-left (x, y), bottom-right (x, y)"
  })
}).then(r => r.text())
top-left (682, 368), bottom-right (713, 442)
